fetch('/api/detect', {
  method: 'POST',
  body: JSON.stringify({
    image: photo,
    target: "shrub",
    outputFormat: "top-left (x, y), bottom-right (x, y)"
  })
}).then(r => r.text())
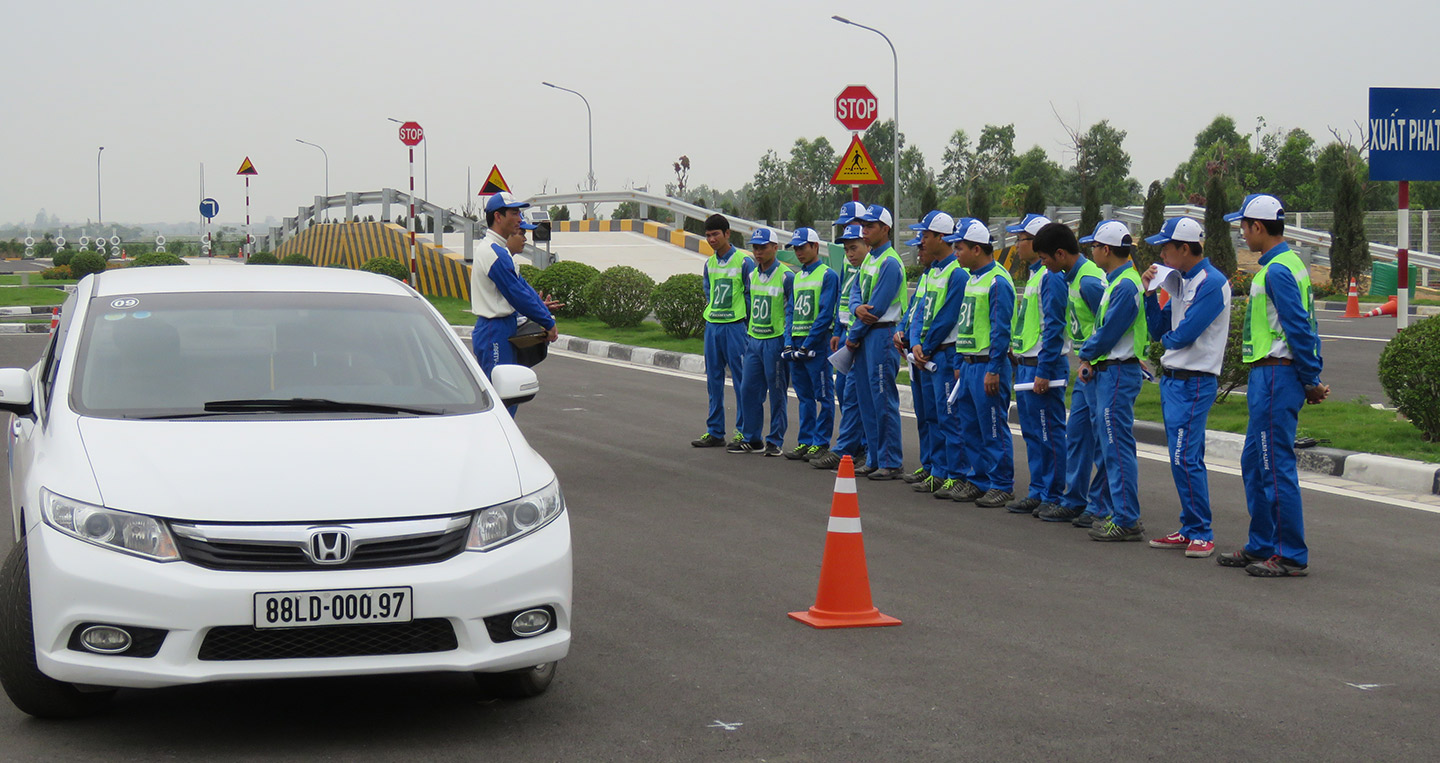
top-left (1379, 315), bottom-right (1440, 441)
top-left (280, 253), bottom-right (315, 266)
top-left (69, 252), bottom-right (107, 279)
top-left (247, 252), bottom-right (279, 265)
top-left (533, 261), bottom-right (600, 318)
top-left (650, 273), bottom-right (705, 339)
top-left (582, 265), bottom-right (655, 328)
top-left (41, 266), bottom-right (71, 280)
top-left (518, 263), bottom-right (543, 287)
top-left (52, 251), bottom-right (75, 268)
top-left (325, 262), bottom-right (350, 269)
top-left (359, 256), bottom-right (411, 281)
top-left (128, 252), bottom-right (188, 268)
top-left (1229, 270), bottom-right (1253, 297)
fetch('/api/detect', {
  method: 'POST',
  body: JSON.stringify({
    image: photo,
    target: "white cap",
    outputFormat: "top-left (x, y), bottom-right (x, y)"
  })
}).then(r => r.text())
top-left (1079, 220), bottom-right (1132, 248)
top-left (944, 218), bottom-right (991, 245)
top-left (1224, 193), bottom-right (1285, 222)
top-left (1145, 217), bottom-right (1204, 245)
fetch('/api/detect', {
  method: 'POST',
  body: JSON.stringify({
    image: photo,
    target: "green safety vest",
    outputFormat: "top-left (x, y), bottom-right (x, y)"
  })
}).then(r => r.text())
top-left (955, 263), bottom-right (1015, 353)
top-left (920, 259), bottom-right (964, 343)
top-left (791, 263), bottom-right (832, 337)
top-left (837, 263), bottom-right (860, 326)
top-left (856, 245), bottom-right (909, 323)
top-left (1066, 258), bottom-right (1107, 344)
top-left (1092, 265), bottom-right (1148, 363)
top-left (746, 262), bottom-right (789, 340)
top-left (1242, 248), bottom-right (1316, 363)
top-left (1012, 265), bottom-right (1046, 354)
top-left (703, 248), bottom-right (752, 323)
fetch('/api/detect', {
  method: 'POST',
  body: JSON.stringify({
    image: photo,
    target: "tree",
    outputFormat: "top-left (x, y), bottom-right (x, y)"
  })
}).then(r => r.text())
top-left (1013, 146), bottom-right (1060, 207)
top-left (1079, 183), bottom-right (1101, 241)
top-left (919, 184), bottom-right (939, 216)
top-left (1135, 181), bottom-right (1166, 271)
top-left (791, 198), bottom-right (814, 230)
top-left (1021, 184), bottom-right (1046, 215)
top-left (938, 129), bottom-right (972, 198)
top-left (671, 155), bottom-right (690, 198)
top-left (549, 205), bottom-right (571, 222)
top-left (899, 145), bottom-right (932, 217)
top-left (1204, 171), bottom-right (1237, 277)
top-left (1078, 120), bottom-right (1142, 206)
top-left (859, 119), bottom-right (904, 210)
top-left (1329, 154), bottom-right (1371, 291)
top-left (969, 183), bottom-right (992, 225)
top-left (751, 149), bottom-right (792, 223)
top-left (788, 137), bottom-right (840, 211)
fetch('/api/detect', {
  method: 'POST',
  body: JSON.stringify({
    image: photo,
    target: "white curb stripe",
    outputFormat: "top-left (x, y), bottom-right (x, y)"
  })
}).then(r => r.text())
top-left (833, 477), bottom-right (857, 494)
top-left (827, 516), bottom-right (862, 534)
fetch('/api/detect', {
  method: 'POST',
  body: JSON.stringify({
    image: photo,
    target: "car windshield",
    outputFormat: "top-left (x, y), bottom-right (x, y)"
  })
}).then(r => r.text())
top-left (71, 291), bottom-right (490, 419)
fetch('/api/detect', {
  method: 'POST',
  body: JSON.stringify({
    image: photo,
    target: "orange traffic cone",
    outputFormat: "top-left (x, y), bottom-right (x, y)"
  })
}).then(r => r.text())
top-left (1343, 278), bottom-right (1362, 318)
top-left (48, 307), bottom-right (58, 333)
top-left (788, 456), bottom-right (902, 629)
top-left (1363, 295), bottom-right (1398, 318)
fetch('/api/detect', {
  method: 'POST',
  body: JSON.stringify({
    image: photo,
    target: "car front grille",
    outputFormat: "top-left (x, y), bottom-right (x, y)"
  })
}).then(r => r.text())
top-left (197, 619), bottom-right (458, 661)
top-left (171, 515), bottom-right (470, 572)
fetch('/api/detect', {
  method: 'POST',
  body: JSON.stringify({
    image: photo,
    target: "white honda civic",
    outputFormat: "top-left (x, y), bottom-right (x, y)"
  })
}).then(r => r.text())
top-left (0, 265), bottom-right (571, 718)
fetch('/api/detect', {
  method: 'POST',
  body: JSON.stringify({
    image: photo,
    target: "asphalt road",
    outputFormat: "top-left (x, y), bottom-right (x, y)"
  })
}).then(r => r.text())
top-left (1310, 304), bottom-right (1406, 404)
top-left (1, 336), bottom-right (1438, 760)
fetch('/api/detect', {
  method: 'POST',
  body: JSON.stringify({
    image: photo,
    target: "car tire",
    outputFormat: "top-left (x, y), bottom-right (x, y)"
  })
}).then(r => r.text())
top-left (0, 541), bottom-right (115, 718)
top-left (474, 660), bottom-right (557, 700)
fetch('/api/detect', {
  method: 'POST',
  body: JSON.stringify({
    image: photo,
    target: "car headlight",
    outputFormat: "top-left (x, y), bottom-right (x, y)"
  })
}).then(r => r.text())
top-left (41, 489), bottom-right (180, 562)
top-left (466, 480), bottom-right (565, 552)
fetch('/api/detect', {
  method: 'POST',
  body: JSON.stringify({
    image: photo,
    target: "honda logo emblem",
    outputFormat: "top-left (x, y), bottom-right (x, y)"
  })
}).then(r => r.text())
top-left (307, 529), bottom-right (352, 565)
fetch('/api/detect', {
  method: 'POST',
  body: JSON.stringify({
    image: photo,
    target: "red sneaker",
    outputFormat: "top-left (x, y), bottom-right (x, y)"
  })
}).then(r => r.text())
top-left (1147, 531), bottom-right (1188, 550)
top-left (1185, 539), bottom-right (1215, 558)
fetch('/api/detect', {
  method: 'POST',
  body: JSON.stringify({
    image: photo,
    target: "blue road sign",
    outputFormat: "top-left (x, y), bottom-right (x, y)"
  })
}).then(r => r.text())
top-left (1369, 87), bottom-right (1440, 182)
top-left (200, 198), bottom-right (220, 219)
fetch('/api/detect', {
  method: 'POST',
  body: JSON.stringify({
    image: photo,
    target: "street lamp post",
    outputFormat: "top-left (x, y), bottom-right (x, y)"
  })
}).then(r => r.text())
top-left (295, 139), bottom-right (330, 221)
top-left (541, 81), bottom-right (596, 192)
top-left (387, 117), bottom-right (427, 201)
top-left (832, 15), bottom-right (899, 221)
top-left (97, 146), bottom-right (105, 225)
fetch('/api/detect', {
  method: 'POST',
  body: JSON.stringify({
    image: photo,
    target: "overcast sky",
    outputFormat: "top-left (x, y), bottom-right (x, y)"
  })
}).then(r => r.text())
top-left (3, 0), bottom-right (1437, 230)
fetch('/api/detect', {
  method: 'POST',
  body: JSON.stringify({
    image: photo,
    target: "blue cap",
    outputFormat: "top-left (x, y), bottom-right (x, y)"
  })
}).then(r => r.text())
top-left (788, 228), bottom-right (821, 248)
top-left (943, 218), bottom-right (990, 245)
top-left (836, 223), bottom-right (864, 242)
top-left (909, 210), bottom-right (957, 235)
top-left (1144, 217), bottom-right (1204, 246)
top-left (749, 228), bottom-right (780, 246)
top-left (834, 201), bottom-right (868, 226)
top-left (1223, 193), bottom-right (1284, 223)
top-left (1006, 213), bottom-right (1051, 235)
top-left (1078, 220), bottom-right (1131, 247)
top-left (856, 204), bottom-right (893, 228)
top-left (484, 191), bottom-right (530, 214)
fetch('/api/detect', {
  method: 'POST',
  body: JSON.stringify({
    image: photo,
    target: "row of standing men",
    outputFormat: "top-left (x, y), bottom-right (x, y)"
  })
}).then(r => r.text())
top-left (693, 193), bottom-right (1328, 578)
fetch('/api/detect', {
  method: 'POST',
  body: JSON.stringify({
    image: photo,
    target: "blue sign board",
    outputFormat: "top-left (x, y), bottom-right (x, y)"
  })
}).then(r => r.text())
top-left (1369, 87), bottom-right (1440, 181)
top-left (199, 198), bottom-right (220, 219)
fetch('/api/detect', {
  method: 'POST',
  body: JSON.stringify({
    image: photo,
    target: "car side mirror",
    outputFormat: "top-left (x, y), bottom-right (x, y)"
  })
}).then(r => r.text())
top-left (0, 368), bottom-right (35, 417)
top-left (489, 365), bottom-right (540, 407)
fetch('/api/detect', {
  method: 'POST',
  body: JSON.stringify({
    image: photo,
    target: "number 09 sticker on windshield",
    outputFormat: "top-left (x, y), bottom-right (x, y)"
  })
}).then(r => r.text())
top-left (254, 586), bottom-right (413, 629)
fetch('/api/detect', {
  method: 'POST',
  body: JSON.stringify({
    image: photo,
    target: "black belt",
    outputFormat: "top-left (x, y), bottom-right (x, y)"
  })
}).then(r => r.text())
top-left (1162, 369), bottom-right (1216, 380)
top-left (937, 342), bottom-right (955, 351)
top-left (1093, 358), bottom-right (1141, 371)
top-left (871, 321), bottom-right (896, 329)
top-left (1251, 357), bottom-right (1292, 368)
top-left (1016, 356), bottom-right (1039, 367)
top-left (960, 354), bottom-right (990, 364)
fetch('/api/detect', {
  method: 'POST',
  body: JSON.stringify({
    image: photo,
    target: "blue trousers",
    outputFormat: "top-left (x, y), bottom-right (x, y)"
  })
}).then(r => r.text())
top-left (1094, 364), bottom-right (1143, 528)
top-left (1016, 363), bottom-right (1067, 503)
top-left (1161, 374), bottom-right (1218, 541)
top-left (740, 335), bottom-right (789, 447)
top-left (1241, 365), bottom-right (1307, 564)
top-left (832, 362), bottom-right (866, 457)
top-left (912, 360), bottom-right (935, 473)
top-left (851, 328), bottom-right (903, 469)
top-left (704, 320), bottom-right (748, 439)
top-left (926, 348), bottom-right (966, 481)
top-left (791, 343), bottom-right (835, 448)
top-left (957, 357), bottom-right (1014, 492)
top-left (1061, 371), bottom-right (1107, 513)
top-left (473, 314), bottom-right (518, 376)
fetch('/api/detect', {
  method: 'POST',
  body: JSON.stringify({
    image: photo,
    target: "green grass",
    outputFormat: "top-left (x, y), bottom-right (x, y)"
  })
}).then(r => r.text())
top-left (0, 288), bottom-right (67, 307)
top-left (0, 275), bottom-right (76, 286)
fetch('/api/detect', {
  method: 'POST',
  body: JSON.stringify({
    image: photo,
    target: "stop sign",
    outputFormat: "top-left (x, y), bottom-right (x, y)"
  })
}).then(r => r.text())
top-left (835, 85), bottom-right (879, 132)
top-left (397, 121), bottom-right (425, 146)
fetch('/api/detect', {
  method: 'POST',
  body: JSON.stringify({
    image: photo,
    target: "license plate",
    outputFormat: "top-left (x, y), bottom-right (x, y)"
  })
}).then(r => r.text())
top-left (253, 587), bottom-right (413, 630)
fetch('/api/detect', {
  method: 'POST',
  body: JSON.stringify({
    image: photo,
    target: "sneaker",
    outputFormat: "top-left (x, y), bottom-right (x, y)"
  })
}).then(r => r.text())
top-left (804, 445), bottom-right (828, 462)
top-left (975, 489), bottom-right (1014, 508)
top-left (1245, 555), bottom-right (1308, 577)
top-left (1216, 549), bottom-right (1267, 568)
top-left (691, 433), bottom-right (725, 448)
top-left (762, 443), bottom-right (782, 457)
top-left (867, 467), bottom-right (904, 481)
top-left (901, 467), bottom-right (930, 484)
top-left (1038, 505), bottom-right (1084, 523)
top-left (810, 451), bottom-right (842, 470)
top-left (1005, 496), bottom-right (1042, 514)
top-left (730, 431), bottom-right (745, 444)
top-left (933, 478), bottom-right (959, 499)
top-left (911, 475), bottom-right (941, 492)
top-left (783, 444), bottom-right (811, 460)
top-left (1148, 532), bottom-right (1189, 550)
top-left (1071, 511), bottom-right (1106, 529)
top-left (726, 439), bottom-right (764, 454)
top-left (1185, 539), bottom-right (1216, 558)
top-left (1088, 520), bottom-right (1144, 542)
top-left (950, 481), bottom-right (984, 503)
top-left (854, 463), bottom-right (880, 477)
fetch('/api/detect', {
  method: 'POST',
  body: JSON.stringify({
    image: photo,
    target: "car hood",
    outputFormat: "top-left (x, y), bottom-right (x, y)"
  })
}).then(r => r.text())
top-left (77, 414), bottom-right (526, 522)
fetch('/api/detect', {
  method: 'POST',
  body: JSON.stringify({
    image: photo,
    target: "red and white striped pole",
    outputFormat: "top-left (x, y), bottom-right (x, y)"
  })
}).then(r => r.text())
top-left (1398, 180), bottom-right (1410, 330)
top-left (245, 176), bottom-right (251, 259)
top-left (408, 147), bottom-right (417, 287)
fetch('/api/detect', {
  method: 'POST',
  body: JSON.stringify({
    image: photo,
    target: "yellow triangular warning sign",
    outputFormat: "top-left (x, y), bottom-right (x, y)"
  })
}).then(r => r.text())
top-left (830, 135), bottom-right (883, 185)
top-left (237, 157), bottom-right (258, 176)
top-left (478, 165), bottom-right (510, 195)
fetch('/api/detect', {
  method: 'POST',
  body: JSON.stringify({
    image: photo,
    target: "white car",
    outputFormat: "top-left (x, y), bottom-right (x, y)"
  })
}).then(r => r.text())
top-left (0, 265), bottom-right (571, 718)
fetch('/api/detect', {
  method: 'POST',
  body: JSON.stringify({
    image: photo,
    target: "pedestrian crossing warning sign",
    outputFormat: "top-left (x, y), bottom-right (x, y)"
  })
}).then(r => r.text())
top-left (830, 135), bottom-right (883, 185)
top-left (236, 157), bottom-right (258, 176)
top-left (479, 165), bottom-right (510, 195)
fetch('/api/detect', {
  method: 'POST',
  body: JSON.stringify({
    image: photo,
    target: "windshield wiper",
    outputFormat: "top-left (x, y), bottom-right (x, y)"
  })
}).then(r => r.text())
top-left (200, 398), bottom-right (443, 415)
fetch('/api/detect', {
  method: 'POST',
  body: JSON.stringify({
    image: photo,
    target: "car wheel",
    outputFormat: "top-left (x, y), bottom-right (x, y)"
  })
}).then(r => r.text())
top-left (0, 541), bottom-right (115, 718)
top-left (474, 660), bottom-right (557, 700)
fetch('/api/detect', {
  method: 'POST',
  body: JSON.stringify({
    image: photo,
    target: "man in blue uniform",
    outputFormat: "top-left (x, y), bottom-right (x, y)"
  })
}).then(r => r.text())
top-left (1218, 194), bottom-right (1328, 577)
top-left (944, 218), bottom-right (1016, 507)
top-left (899, 210), bottom-right (955, 490)
top-left (731, 228), bottom-right (793, 456)
top-left (909, 215), bottom-right (971, 500)
top-left (1142, 217), bottom-right (1230, 560)
top-left (1075, 221), bottom-right (1148, 542)
top-left (1005, 214), bottom-right (1070, 517)
top-left (784, 227), bottom-right (840, 461)
top-left (811, 222), bottom-right (870, 471)
top-left (471, 192), bottom-right (557, 378)
top-left (845, 205), bottom-right (906, 480)
top-left (693, 214), bottom-right (755, 448)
